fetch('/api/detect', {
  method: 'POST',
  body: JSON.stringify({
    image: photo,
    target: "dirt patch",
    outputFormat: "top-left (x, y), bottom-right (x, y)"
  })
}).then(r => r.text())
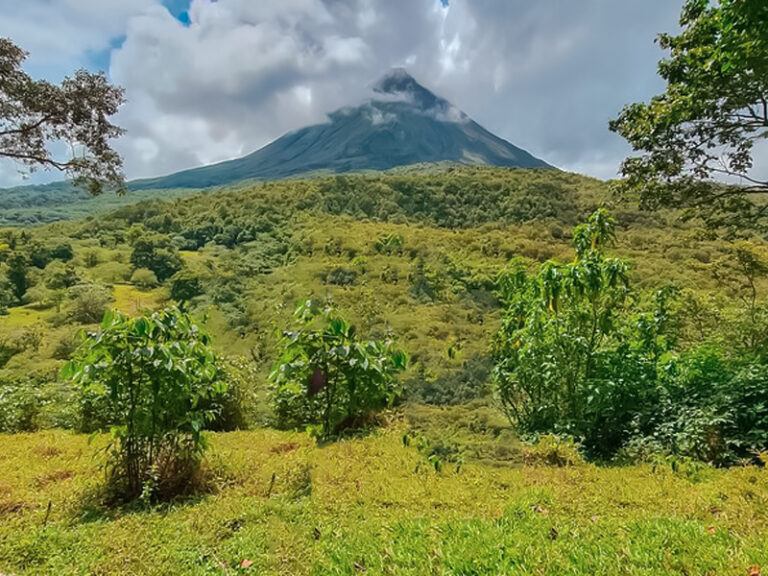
top-left (0, 500), bottom-right (33, 516)
top-left (35, 469), bottom-right (74, 488)
top-left (32, 445), bottom-right (62, 458)
top-left (270, 442), bottom-right (300, 454)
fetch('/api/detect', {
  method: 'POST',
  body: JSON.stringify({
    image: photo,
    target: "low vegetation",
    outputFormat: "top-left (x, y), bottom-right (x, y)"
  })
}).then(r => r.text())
top-left (0, 422), bottom-right (766, 575)
top-left (0, 167), bottom-right (766, 574)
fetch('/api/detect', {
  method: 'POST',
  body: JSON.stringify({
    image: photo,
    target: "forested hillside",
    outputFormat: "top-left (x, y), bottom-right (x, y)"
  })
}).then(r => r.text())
top-left (0, 166), bottom-right (757, 429)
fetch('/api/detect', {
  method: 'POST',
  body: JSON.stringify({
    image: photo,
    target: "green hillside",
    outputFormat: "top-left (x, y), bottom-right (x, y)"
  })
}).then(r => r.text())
top-left (0, 166), bottom-right (754, 426)
top-left (0, 166), bottom-right (767, 576)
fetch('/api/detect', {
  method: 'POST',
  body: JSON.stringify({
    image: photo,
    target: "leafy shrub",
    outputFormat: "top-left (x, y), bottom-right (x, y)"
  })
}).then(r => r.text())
top-left (326, 267), bottom-right (357, 286)
top-left (0, 379), bottom-right (40, 432)
top-left (63, 307), bottom-right (227, 502)
top-left (492, 210), bottom-right (674, 459)
top-left (66, 283), bottom-right (113, 324)
top-left (130, 268), bottom-right (159, 289)
top-left (207, 356), bottom-right (260, 431)
top-left (270, 299), bottom-right (408, 438)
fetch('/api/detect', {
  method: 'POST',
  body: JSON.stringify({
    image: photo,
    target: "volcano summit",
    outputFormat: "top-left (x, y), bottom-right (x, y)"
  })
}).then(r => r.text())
top-left (131, 69), bottom-right (551, 190)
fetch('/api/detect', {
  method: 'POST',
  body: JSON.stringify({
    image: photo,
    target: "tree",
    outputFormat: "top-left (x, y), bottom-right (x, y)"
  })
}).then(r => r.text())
top-left (66, 283), bottom-right (113, 324)
top-left (5, 252), bottom-right (28, 302)
top-left (170, 269), bottom-right (204, 304)
top-left (610, 0), bottom-right (768, 227)
top-left (269, 300), bottom-right (408, 438)
top-left (492, 210), bottom-right (675, 457)
top-left (130, 268), bottom-right (159, 289)
top-left (63, 307), bottom-right (226, 502)
top-left (130, 237), bottom-right (183, 282)
top-left (0, 37), bottom-right (125, 194)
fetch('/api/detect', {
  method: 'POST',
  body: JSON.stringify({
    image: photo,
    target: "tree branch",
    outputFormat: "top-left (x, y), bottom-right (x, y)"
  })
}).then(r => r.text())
top-left (0, 115), bottom-right (53, 137)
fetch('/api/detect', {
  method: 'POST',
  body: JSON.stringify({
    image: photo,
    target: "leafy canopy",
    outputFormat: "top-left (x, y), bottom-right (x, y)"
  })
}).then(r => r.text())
top-left (270, 299), bottom-right (408, 438)
top-left (611, 0), bottom-right (768, 227)
top-left (0, 37), bottom-right (125, 194)
top-left (493, 210), bottom-right (676, 458)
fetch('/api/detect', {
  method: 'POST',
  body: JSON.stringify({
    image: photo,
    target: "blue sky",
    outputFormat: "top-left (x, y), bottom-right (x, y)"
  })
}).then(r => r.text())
top-left (161, 0), bottom-right (193, 25)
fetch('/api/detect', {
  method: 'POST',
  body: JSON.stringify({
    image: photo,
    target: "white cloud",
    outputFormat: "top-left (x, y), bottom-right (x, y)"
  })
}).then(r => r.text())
top-left (0, 0), bottom-right (695, 186)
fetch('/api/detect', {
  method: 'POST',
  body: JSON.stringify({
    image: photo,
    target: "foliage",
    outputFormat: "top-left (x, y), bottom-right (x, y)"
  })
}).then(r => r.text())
top-left (270, 300), bottom-right (408, 438)
top-left (130, 268), bottom-right (159, 289)
top-left (326, 267), bottom-right (357, 286)
top-left (0, 37), bottom-right (125, 194)
top-left (611, 0), bottom-right (768, 228)
top-left (65, 283), bottom-right (113, 324)
top-left (493, 210), bottom-right (663, 457)
top-left (6, 252), bottom-right (28, 301)
top-left (63, 307), bottom-right (226, 501)
top-left (169, 269), bottom-right (204, 303)
top-left (494, 209), bottom-right (768, 462)
top-left (130, 236), bottom-right (183, 282)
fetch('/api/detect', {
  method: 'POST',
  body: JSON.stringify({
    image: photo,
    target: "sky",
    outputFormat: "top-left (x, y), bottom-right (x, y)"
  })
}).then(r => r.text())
top-left (0, 0), bottom-right (686, 187)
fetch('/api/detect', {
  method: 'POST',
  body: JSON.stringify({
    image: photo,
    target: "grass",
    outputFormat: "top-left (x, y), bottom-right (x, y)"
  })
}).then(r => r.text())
top-left (0, 306), bottom-right (53, 328)
top-left (111, 284), bottom-right (166, 316)
top-left (0, 415), bottom-right (766, 575)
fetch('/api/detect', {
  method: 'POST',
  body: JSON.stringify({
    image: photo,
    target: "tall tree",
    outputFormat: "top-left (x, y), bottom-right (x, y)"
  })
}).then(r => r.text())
top-left (0, 37), bottom-right (125, 194)
top-left (611, 0), bottom-right (768, 228)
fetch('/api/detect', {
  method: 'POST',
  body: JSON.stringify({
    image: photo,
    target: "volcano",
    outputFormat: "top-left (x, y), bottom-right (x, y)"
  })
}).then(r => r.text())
top-left (130, 69), bottom-right (551, 190)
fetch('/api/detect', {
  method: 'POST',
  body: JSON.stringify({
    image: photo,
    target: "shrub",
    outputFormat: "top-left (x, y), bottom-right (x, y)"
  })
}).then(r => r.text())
top-left (66, 283), bottom-right (113, 324)
top-left (44, 261), bottom-right (79, 290)
top-left (0, 379), bottom-right (41, 432)
top-left (63, 307), bottom-right (227, 502)
top-left (170, 269), bottom-right (204, 303)
top-left (83, 250), bottom-right (100, 268)
top-left (130, 236), bottom-right (184, 282)
top-left (492, 210), bottom-right (674, 459)
top-left (207, 356), bottom-right (259, 431)
top-left (131, 268), bottom-right (159, 289)
top-left (270, 299), bottom-right (408, 438)
top-left (326, 267), bottom-right (357, 286)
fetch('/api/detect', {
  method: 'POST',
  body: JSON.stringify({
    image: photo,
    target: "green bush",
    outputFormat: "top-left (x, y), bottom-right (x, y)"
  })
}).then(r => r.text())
top-left (492, 210), bottom-right (673, 459)
top-left (170, 269), bottom-right (204, 303)
top-left (270, 299), bottom-right (408, 438)
top-left (63, 307), bottom-right (227, 502)
top-left (130, 236), bottom-right (183, 282)
top-left (66, 283), bottom-right (113, 324)
top-left (326, 267), bottom-right (357, 286)
top-left (130, 267), bottom-right (159, 289)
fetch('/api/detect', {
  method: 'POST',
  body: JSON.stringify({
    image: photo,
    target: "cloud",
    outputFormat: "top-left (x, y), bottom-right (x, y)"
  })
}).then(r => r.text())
top-left (1, 0), bottom-right (689, 186)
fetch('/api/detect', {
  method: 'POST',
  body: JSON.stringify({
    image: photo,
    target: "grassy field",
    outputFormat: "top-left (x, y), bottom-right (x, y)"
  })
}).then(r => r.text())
top-left (1, 410), bottom-right (766, 576)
